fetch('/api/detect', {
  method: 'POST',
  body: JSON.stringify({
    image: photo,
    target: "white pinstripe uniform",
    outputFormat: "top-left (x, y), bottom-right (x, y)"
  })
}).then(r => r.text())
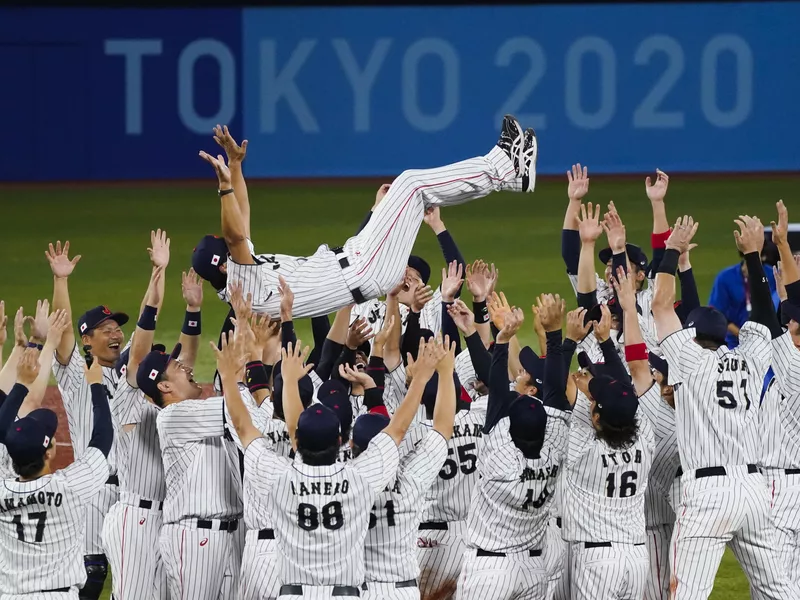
top-left (245, 431), bottom-right (400, 599)
top-left (405, 411), bottom-right (484, 599)
top-left (660, 323), bottom-right (799, 600)
top-left (101, 377), bottom-right (167, 600)
top-left (457, 409), bottom-right (569, 600)
top-left (52, 346), bottom-right (121, 556)
top-left (362, 430), bottom-right (447, 600)
top-left (562, 392), bottom-right (653, 600)
top-left (351, 291), bottom-right (443, 341)
top-left (224, 146), bottom-right (521, 320)
top-left (156, 396), bottom-right (244, 600)
top-left (0, 447), bottom-right (109, 599)
top-left (637, 384), bottom-right (680, 600)
top-left (757, 332), bottom-right (800, 589)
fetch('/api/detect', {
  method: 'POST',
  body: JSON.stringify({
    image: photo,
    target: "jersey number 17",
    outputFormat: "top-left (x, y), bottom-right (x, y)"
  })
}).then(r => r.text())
top-left (11, 512), bottom-right (47, 542)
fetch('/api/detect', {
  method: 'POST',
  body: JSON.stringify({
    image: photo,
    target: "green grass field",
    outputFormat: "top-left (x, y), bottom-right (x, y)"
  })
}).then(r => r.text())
top-left (5, 173), bottom-right (792, 599)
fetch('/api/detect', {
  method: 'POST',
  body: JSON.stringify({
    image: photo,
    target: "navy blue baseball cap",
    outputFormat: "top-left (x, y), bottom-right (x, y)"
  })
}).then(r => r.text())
top-left (508, 396), bottom-right (547, 446)
top-left (519, 346), bottom-right (544, 390)
top-left (136, 344), bottom-right (182, 399)
top-left (577, 351), bottom-right (619, 380)
top-left (407, 255), bottom-right (431, 284)
top-left (192, 235), bottom-right (229, 290)
top-left (781, 299), bottom-right (800, 325)
top-left (685, 306), bottom-right (728, 344)
top-left (352, 413), bottom-right (390, 450)
top-left (598, 244), bottom-right (648, 270)
top-left (588, 375), bottom-right (639, 428)
top-left (317, 379), bottom-right (347, 401)
top-left (272, 370), bottom-right (315, 420)
top-left (5, 409), bottom-right (58, 465)
top-left (296, 404), bottom-right (341, 451)
top-left (115, 343), bottom-right (166, 378)
top-left (583, 298), bottom-right (623, 327)
top-left (78, 305), bottom-right (129, 336)
top-left (320, 392), bottom-right (354, 433)
top-left (648, 352), bottom-right (669, 380)
top-left (422, 372), bottom-right (463, 413)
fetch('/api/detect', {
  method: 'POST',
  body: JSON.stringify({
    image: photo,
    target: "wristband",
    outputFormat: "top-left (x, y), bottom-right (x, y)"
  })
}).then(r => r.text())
top-left (137, 305), bottom-right (158, 331)
top-left (656, 249), bottom-right (680, 276)
top-left (218, 189), bottom-right (234, 197)
top-left (245, 361), bottom-right (270, 393)
top-left (182, 311), bottom-right (201, 335)
top-left (651, 230), bottom-right (672, 250)
top-left (26, 342), bottom-right (43, 351)
top-left (473, 300), bottom-right (489, 324)
top-left (624, 343), bottom-right (649, 362)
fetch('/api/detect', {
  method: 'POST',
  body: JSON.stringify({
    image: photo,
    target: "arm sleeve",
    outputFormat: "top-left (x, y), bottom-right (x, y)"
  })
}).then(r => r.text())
top-left (351, 432), bottom-right (401, 495)
top-left (281, 321), bottom-right (297, 351)
top-left (331, 347), bottom-right (357, 384)
top-left (598, 338), bottom-right (630, 383)
top-left (87, 383), bottom-right (113, 457)
top-left (307, 315), bottom-right (331, 369)
top-left (315, 339), bottom-right (345, 382)
top-left (464, 331), bottom-right (491, 385)
top-left (483, 342), bottom-right (518, 433)
top-left (737, 321), bottom-right (772, 372)
top-left (244, 437), bottom-right (287, 494)
top-left (562, 229), bottom-right (580, 276)
top-left (744, 252), bottom-right (782, 338)
top-left (544, 331), bottom-right (570, 412)
top-left (366, 356), bottom-right (386, 389)
top-left (402, 430), bottom-right (449, 491)
top-left (61, 446), bottom-right (110, 503)
top-left (677, 268), bottom-right (701, 317)
top-left (0, 384), bottom-right (29, 443)
top-left (157, 397), bottom-right (226, 447)
top-left (437, 230), bottom-right (466, 298)
top-left (612, 251), bottom-right (628, 278)
top-left (576, 291), bottom-right (598, 311)
top-left (562, 338), bottom-right (578, 374)
top-left (440, 302), bottom-right (462, 356)
top-left (400, 311), bottom-right (422, 362)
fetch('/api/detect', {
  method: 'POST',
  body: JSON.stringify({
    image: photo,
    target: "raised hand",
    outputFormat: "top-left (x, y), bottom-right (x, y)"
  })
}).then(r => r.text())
top-left (423, 206), bottom-right (445, 233)
top-left (566, 307), bottom-right (591, 342)
top-left (775, 257), bottom-right (800, 302)
top-left (0, 301), bottom-right (6, 348)
top-left (252, 314), bottom-right (280, 351)
top-left (441, 261), bottom-right (464, 303)
top-left (83, 349), bottom-right (103, 385)
top-left (447, 299), bottom-right (474, 334)
top-left (771, 200), bottom-right (790, 247)
top-left (497, 307), bottom-right (524, 343)
top-left (346, 317), bottom-right (374, 350)
top-left (577, 202), bottom-right (604, 244)
top-left (603, 202), bottom-right (627, 253)
top-left (279, 276), bottom-right (294, 321)
top-left (14, 307), bottom-right (27, 348)
top-left (531, 305), bottom-right (546, 339)
top-left (665, 216), bottom-right (700, 254)
top-left (339, 363), bottom-right (376, 388)
top-left (46, 309), bottom-right (71, 347)
top-left (213, 124), bottom-right (248, 165)
top-left (280, 341), bottom-right (313, 382)
top-left (567, 164), bottom-right (590, 201)
top-left (612, 267), bottom-right (637, 313)
top-left (593, 304), bottom-right (612, 343)
top-left (17, 347), bottom-right (41, 386)
top-left (411, 284), bottom-right (434, 313)
top-left (465, 260), bottom-right (497, 303)
top-left (734, 215), bottom-right (765, 255)
top-left (436, 335), bottom-right (457, 374)
top-left (198, 151), bottom-right (233, 188)
top-left (407, 338), bottom-right (441, 384)
top-left (147, 229), bottom-right (171, 269)
top-left (229, 280), bottom-right (254, 324)
top-left (679, 243), bottom-right (698, 271)
top-left (212, 331), bottom-right (248, 380)
top-left (374, 184), bottom-right (391, 209)
top-left (182, 269), bottom-right (204, 310)
top-left (30, 299), bottom-right (50, 343)
top-left (487, 291), bottom-right (513, 330)
top-left (373, 314), bottom-right (396, 350)
top-left (45, 241), bottom-right (81, 279)
top-left (536, 293), bottom-right (565, 332)
top-left (645, 169), bottom-right (669, 203)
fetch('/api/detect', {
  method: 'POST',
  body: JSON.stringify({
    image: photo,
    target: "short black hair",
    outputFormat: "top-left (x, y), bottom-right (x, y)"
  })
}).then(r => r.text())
top-left (341, 423), bottom-right (352, 445)
top-left (12, 439), bottom-right (52, 479)
top-left (297, 444), bottom-right (339, 466)
top-left (511, 436), bottom-right (543, 460)
top-left (351, 444), bottom-right (364, 459)
top-left (593, 409), bottom-right (640, 451)
top-left (149, 372), bottom-right (166, 408)
top-left (695, 335), bottom-right (724, 351)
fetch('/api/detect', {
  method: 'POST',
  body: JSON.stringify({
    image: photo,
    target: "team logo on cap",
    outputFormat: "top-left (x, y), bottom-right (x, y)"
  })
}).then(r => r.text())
top-left (149, 369), bottom-right (159, 381)
top-left (120, 364), bottom-right (127, 376)
top-left (687, 321), bottom-right (695, 327)
top-left (102, 306), bottom-right (112, 315)
top-left (43, 435), bottom-right (50, 448)
top-left (211, 254), bottom-right (221, 266)
top-left (80, 323), bottom-right (88, 332)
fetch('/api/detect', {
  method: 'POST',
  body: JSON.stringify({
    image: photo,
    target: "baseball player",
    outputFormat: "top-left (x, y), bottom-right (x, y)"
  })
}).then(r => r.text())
top-left (193, 115), bottom-right (537, 320)
top-left (47, 237), bottom-right (143, 600)
top-left (651, 214), bottom-right (798, 599)
top-left (0, 348), bottom-right (113, 599)
top-left (139, 341), bottom-right (245, 600)
top-left (457, 298), bottom-right (571, 600)
top-left (359, 338), bottom-right (456, 600)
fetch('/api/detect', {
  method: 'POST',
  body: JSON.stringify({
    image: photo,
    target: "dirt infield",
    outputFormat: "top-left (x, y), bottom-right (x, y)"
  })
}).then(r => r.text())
top-left (44, 383), bottom-right (216, 472)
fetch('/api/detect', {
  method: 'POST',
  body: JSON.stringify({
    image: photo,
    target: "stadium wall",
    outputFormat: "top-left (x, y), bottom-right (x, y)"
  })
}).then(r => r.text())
top-left (1, 2), bottom-right (798, 182)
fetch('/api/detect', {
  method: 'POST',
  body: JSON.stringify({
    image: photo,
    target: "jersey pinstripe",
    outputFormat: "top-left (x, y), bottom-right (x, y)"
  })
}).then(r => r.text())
top-left (383, 365), bottom-right (426, 425)
top-left (111, 378), bottom-right (166, 501)
top-left (351, 290), bottom-right (444, 342)
top-left (466, 408), bottom-right (569, 553)
top-left (156, 396), bottom-right (243, 523)
top-left (403, 411), bottom-right (485, 523)
top-left (660, 322), bottom-right (771, 470)
top-left (246, 432), bottom-right (400, 586)
top-left (365, 430), bottom-right (448, 582)
top-left (0, 447), bottom-right (108, 594)
top-left (761, 333), bottom-right (800, 468)
top-left (636, 384), bottom-right (679, 527)
top-left (562, 393), bottom-right (653, 544)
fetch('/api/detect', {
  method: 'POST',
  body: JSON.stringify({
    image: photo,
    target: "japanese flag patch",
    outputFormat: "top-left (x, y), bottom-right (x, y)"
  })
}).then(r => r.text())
top-left (189, 320), bottom-right (198, 327)
top-left (148, 369), bottom-right (159, 381)
top-left (211, 254), bottom-right (221, 266)
top-left (43, 435), bottom-right (50, 448)
top-left (80, 323), bottom-right (88, 333)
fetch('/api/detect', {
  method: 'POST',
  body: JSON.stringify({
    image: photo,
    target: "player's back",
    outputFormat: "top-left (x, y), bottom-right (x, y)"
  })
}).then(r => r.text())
top-left (562, 394), bottom-right (654, 544)
top-left (404, 410), bottom-right (483, 523)
top-left (0, 447), bottom-right (108, 594)
top-left (660, 322), bottom-right (771, 470)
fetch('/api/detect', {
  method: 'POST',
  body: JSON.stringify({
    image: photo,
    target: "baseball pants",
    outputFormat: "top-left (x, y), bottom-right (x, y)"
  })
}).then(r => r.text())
top-left (417, 520), bottom-right (467, 600)
top-left (670, 466), bottom-right (799, 600)
top-left (3, 592), bottom-right (79, 600)
top-left (239, 529), bottom-right (280, 600)
top-left (644, 523), bottom-right (673, 600)
top-left (101, 499), bottom-right (166, 600)
top-left (160, 520), bottom-right (244, 600)
top-left (230, 146), bottom-right (521, 320)
top-left (456, 548), bottom-right (547, 600)
top-left (361, 582), bottom-right (419, 600)
top-left (85, 482), bottom-right (118, 554)
top-left (543, 517), bottom-right (569, 600)
top-left (570, 542), bottom-right (648, 600)
top-left (765, 470), bottom-right (800, 588)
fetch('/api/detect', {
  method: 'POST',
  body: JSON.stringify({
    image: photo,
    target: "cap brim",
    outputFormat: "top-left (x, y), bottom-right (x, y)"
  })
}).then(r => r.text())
top-left (169, 343), bottom-right (182, 361)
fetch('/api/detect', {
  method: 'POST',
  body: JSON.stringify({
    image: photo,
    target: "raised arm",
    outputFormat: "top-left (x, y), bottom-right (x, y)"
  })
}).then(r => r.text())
top-left (45, 240), bottom-right (81, 364)
top-left (127, 266), bottom-right (165, 386)
top-left (178, 269), bottom-right (203, 369)
top-left (20, 307), bottom-right (70, 417)
top-left (772, 200), bottom-right (800, 289)
top-left (576, 203), bottom-right (603, 304)
top-left (0, 308), bottom-right (26, 394)
top-left (281, 341), bottom-right (314, 448)
top-left (465, 260), bottom-right (496, 347)
top-left (85, 357), bottom-right (113, 457)
top-left (646, 169), bottom-right (671, 273)
top-left (537, 294), bottom-right (571, 412)
top-left (562, 165), bottom-right (590, 276)
top-left (401, 284), bottom-right (433, 362)
top-left (432, 337), bottom-right (457, 440)
top-left (652, 217), bottom-right (699, 341)
top-left (213, 125), bottom-right (251, 239)
top-left (592, 304), bottom-right (630, 383)
top-left (0, 349), bottom-right (39, 441)
top-left (248, 315), bottom-right (280, 405)
top-left (735, 215), bottom-right (782, 338)
top-left (677, 244), bottom-right (701, 318)
top-left (0, 302), bottom-right (6, 372)
top-left (315, 306), bottom-right (352, 380)
top-left (214, 331), bottom-right (261, 449)
top-left (426, 208), bottom-right (467, 297)
top-left (484, 307), bottom-right (525, 433)
top-left (613, 267), bottom-right (655, 396)
top-left (440, 261), bottom-right (464, 355)
top-left (383, 281), bottom-right (405, 371)
top-left (488, 291), bottom-right (523, 378)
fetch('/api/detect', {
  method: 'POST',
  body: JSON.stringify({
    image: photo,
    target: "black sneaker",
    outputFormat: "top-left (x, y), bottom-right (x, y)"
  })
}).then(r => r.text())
top-left (520, 128), bottom-right (538, 193)
top-left (496, 114), bottom-right (525, 177)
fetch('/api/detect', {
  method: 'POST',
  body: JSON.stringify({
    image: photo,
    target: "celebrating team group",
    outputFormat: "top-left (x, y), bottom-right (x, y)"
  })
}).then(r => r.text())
top-left (0, 115), bottom-right (799, 600)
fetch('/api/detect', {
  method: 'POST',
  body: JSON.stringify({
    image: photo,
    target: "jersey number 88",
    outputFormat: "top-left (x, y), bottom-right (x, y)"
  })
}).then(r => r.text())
top-left (297, 502), bottom-right (343, 532)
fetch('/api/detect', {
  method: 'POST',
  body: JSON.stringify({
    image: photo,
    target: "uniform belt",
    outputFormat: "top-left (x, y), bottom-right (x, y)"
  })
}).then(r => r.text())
top-left (280, 584), bottom-right (359, 597)
top-left (676, 467), bottom-right (683, 478)
top-left (584, 542), bottom-right (645, 549)
top-left (106, 474), bottom-right (119, 486)
top-left (419, 521), bottom-right (448, 531)
top-left (40, 588), bottom-right (70, 593)
top-left (138, 499), bottom-right (163, 510)
top-left (477, 548), bottom-right (542, 558)
top-left (695, 464), bottom-right (758, 478)
top-left (258, 528), bottom-right (275, 540)
top-left (786, 469), bottom-right (800, 475)
top-left (196, 518), bottom-right (239, 532)
top-left (556, 517), bottom-right (562, 528)
top-left (361, 580), bottom-right (417, 590)
top-left (331, 247), bottom-right (366, 304)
